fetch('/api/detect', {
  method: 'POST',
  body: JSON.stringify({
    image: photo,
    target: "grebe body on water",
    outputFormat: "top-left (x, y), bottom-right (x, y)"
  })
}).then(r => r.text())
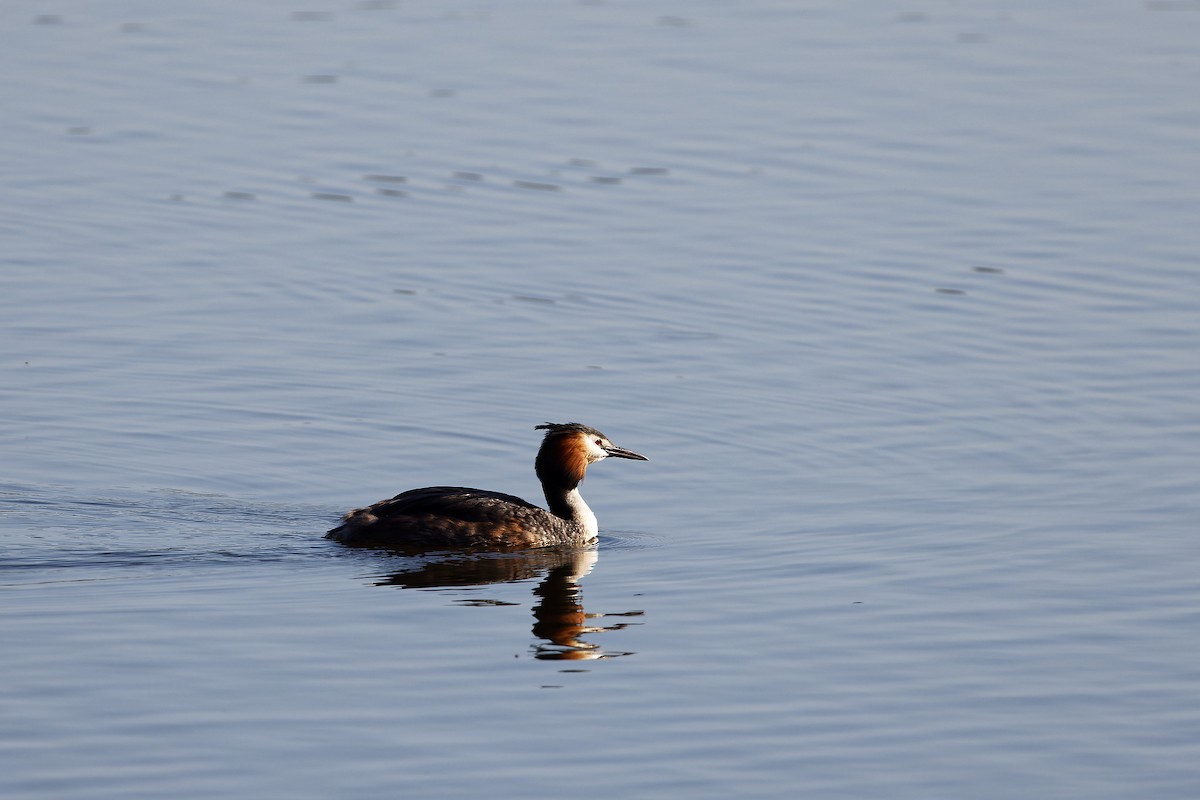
top-left (326, 422), bottom-right (647, 549)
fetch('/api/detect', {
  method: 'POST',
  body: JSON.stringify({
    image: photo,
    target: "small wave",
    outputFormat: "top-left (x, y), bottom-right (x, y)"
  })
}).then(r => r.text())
top-left (0, 484), bottom-right (333, 584)
top-left (598, 530), bottom-right (667, 551)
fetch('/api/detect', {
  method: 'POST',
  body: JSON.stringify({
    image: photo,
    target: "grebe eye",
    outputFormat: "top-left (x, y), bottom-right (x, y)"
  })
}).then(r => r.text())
top-left (595, 439), bottom-right (603, 446)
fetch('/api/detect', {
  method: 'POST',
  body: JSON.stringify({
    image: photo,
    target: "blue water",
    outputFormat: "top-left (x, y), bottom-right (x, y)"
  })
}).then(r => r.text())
top-left (3, 1), bottom-right (1199, 797)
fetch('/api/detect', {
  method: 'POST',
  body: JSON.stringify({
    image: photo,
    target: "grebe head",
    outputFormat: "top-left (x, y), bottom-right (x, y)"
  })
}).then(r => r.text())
top-left (534, 422), bottom-right (647, 490)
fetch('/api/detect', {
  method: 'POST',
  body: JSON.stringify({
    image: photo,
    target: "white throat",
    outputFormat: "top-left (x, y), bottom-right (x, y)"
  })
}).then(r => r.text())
top-left (564, 487), bottom-right (598, 539)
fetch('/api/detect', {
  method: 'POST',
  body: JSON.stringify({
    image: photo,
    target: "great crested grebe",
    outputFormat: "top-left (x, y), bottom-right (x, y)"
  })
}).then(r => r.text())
top-left (326, 422), bottom-right (647, 549)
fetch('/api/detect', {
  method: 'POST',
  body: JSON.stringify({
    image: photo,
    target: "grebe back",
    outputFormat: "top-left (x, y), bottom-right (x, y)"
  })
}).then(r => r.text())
top-left (326, 422), bottom-right (647, 549)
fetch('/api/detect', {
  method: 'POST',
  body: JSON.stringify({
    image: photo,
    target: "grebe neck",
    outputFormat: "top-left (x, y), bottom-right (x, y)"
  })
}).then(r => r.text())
top-left (543, 484), bottom-right (598, 539)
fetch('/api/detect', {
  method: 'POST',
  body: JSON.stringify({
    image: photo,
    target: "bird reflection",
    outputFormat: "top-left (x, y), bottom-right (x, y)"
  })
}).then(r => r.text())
top-left (373, 547), bottom-right (641, 660)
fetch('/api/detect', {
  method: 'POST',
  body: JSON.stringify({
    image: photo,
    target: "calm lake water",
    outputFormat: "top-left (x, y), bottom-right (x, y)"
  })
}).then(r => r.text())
top-left (3, 1), bottom-right (1199, 797)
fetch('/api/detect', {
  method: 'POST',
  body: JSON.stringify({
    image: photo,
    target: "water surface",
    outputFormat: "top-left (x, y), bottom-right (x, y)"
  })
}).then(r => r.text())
top-left (3, 1), bottom-right (1199, 798)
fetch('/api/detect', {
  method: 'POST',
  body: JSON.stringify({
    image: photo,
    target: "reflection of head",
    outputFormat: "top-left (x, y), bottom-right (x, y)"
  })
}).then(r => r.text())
top-left (373, 547), bottom-right (638, 660)
top-left (532, 555), bottom-right (598, 659)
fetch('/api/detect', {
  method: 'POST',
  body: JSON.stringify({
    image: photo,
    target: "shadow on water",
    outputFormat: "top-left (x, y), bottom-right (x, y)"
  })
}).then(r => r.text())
top-left (372, 547), bottom-right (643, 660)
